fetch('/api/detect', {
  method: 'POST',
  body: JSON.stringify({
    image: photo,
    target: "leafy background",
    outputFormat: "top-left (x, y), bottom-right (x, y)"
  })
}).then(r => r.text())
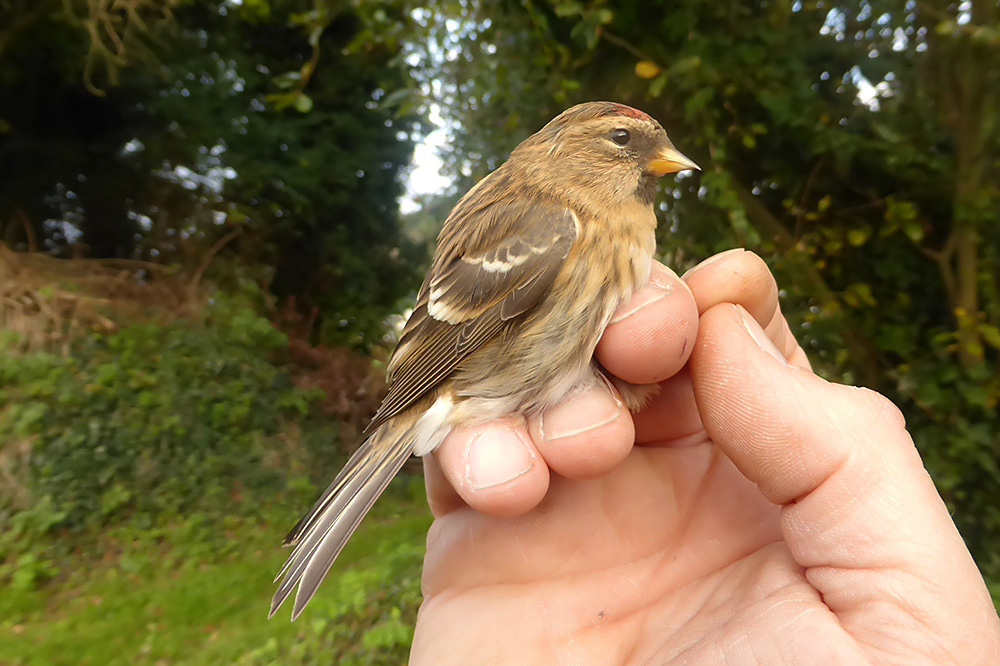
top-left (0, 0), bottom-right (998, 663)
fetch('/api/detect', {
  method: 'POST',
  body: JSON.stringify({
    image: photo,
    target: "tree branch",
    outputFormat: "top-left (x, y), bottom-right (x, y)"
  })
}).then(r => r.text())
top-left (733, 181), bottom-right (883, 386)
top-left (600, 29), bottom-right (656, 64)
top-left (187, 227), bottom-right (243, 299)
top-left (794, 157), bottom-right (825, 239)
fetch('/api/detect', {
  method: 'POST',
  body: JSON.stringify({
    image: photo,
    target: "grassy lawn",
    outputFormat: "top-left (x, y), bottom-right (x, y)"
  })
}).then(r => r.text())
top-left (0, 476), bottom-right (432, 666)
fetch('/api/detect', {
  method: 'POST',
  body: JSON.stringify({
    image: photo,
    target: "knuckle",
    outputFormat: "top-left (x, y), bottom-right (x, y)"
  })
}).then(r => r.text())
top-left (843, 384), bottom-right (907, 432)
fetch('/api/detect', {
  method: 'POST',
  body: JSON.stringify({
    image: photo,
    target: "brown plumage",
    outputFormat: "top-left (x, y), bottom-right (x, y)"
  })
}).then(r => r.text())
top-left (270, 101), bottom-right (699, 620)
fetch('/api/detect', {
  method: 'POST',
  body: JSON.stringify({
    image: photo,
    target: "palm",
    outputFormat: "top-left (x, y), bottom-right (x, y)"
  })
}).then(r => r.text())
top-left (418, 423), bottom-right (857, 664)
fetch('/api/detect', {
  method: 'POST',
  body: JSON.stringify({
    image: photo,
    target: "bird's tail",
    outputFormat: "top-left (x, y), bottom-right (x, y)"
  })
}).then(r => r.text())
top-left (269, 421), bottom-right (414, 620)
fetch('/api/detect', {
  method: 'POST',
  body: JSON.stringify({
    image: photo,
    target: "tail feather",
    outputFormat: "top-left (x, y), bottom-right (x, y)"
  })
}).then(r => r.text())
top-left (270, 425), bottom-right (414, 619)
top-left (272, 437), bottom-right (390, 583)
top-left (273, 435), bottom-right (402, 595)
top-left (292, 452), bottom-right (407, 618)
top-left (282, 437), bottom-right (384, 548)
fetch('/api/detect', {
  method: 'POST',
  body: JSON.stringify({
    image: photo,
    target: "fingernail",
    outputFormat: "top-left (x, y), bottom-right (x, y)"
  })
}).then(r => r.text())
top-left (539, 386), bottom-right (623, 441)
top-left (682, 248), bottom-right (745, 279)
top-left (609, 264), bottom-right (678, 324)
top-left (466, 428), bottom-right (535, 489)
top-left (736, 304), bottom-right (786, 364)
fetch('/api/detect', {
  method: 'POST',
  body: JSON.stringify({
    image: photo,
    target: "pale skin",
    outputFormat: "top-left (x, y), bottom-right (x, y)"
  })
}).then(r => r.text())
top-left (410, 249), bottom-right (1000, 665)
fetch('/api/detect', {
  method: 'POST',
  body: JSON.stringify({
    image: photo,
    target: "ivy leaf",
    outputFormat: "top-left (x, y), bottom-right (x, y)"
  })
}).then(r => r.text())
top-left (684, 87), bottom-right (714, 116)
top-left (847, 227), bottom-right (870, 246)
top-left (554, 1), bottom-right (583, 17)
top-left (648, 72), bottom-right (668, 98)
top-left (293, 93), bottom-right (313, 113)
top-left (668, 55), bottom-right (701, 76)
top-left (981, 324), bottom-right (1000, 351)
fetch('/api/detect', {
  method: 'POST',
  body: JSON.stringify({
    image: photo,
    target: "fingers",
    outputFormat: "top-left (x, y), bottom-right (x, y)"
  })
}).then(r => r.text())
top-left (428, 249), bottom-right (804, 515)
top-left (426, 417), bottom-right (549, 518)
top-left (595, 262), bottom-right (700, 384)
top-left (682, 248), bottom-right (777, 322)
top-left (683, 249), bottom-right (808, 368)
top-left (596, 251), bottom-right (808, 392)
top-left (690, 304), bottom-right (868, 504)
top-left (427, 385), bottom-right (634, 517)
top-left (631, 250), bottom-right (809, 446)
top-left (691, 303), bottom-right (1000, 657)
top-left (527, 384), bottom-right (634, 479)
top-left (429, 260), bottom-right (699, 517)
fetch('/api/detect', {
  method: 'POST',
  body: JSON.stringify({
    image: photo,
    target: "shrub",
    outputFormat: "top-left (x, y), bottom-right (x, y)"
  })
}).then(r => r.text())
top-left (0, 295), bottom-right (319, 529)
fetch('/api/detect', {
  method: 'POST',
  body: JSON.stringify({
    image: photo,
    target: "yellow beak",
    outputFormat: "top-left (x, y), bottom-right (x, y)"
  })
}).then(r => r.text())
top-left (647, 147), bottom-right (700, 176)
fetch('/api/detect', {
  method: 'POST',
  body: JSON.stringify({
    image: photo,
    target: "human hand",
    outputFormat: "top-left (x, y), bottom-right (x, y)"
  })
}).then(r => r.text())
top-left (410, 249), bottom-right (1000, 665)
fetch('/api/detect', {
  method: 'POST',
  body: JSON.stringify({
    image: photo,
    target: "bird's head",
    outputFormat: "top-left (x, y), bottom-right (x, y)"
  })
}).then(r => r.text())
top-left (507, 101), bottom-right (699, 212)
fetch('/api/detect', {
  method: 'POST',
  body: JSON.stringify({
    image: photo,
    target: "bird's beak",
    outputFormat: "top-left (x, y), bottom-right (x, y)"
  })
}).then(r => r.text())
top-left (646, 147), bottom-right (700, 176)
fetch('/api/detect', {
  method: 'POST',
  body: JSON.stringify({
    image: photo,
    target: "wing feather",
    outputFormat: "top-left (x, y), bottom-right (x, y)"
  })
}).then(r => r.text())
top-left (365, 199), bottom-right (577, 435)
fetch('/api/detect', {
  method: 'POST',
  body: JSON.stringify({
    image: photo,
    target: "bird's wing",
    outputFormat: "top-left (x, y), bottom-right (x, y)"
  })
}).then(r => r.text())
top-left (364, 198), bottom-right (579, 434)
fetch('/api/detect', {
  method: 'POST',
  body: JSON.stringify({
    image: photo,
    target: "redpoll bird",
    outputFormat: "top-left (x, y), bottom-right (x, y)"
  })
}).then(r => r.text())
top-left (270, 101), bottom-right (699, 619)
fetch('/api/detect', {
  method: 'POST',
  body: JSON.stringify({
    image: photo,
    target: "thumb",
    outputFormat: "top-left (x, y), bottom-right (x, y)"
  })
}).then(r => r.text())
top-left (690, 303), bottom-right (1000, 662)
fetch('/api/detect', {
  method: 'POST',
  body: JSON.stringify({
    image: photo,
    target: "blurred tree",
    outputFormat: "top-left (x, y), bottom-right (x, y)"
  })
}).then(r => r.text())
top-left (420, 0), bottom-right (1000, 592)
top-left (0, 0), bottom-right (423, 346)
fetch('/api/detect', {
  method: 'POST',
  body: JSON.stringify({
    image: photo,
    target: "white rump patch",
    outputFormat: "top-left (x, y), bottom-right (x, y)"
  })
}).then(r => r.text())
top-left (411, 394), bottom-right (454, 456)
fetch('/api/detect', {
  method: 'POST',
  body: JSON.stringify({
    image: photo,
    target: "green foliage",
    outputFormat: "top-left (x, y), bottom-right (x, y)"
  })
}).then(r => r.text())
top-left (237, 521), bottom-right (424, 666)
top-left (0, 480), bottom-right (430, 666)
top-left (0, 296), bottom-right (318, 531)
top-left (0, 497), bottom-right (68, 592)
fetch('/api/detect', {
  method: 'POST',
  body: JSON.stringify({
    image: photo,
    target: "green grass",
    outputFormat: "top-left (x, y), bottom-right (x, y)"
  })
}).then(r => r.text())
top-left (0, 476), bottom-right (432, 666)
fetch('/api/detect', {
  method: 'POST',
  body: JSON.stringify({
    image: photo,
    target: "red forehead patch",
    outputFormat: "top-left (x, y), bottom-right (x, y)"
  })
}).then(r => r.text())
top-left (605, 103), bottom-right (653, 121)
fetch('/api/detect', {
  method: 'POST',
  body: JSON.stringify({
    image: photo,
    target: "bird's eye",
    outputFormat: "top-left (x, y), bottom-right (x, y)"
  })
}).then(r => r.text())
top-left (610, 128), bottom-right (631, 146)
